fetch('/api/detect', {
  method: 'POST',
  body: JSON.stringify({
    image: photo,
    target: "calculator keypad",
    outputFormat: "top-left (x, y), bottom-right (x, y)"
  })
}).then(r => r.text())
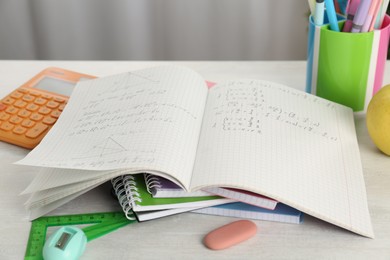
top-left (0, 88), bottom-right (67, 149)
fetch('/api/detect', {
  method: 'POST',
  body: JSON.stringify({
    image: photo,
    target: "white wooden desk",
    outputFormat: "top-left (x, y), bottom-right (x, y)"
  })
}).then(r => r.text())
top-left (1, 61), bottom-right (390, 259)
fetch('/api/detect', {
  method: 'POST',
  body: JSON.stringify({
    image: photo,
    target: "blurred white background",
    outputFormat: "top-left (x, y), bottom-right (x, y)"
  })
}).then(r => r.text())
top-left (0, 0), bottom-right (309, 60)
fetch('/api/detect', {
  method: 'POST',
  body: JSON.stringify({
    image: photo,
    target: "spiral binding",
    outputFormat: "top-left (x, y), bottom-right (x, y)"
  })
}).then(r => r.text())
top-left (111, 175), bottom-right (142, 220)
top-left (144, 174), bottom-right (162, 195)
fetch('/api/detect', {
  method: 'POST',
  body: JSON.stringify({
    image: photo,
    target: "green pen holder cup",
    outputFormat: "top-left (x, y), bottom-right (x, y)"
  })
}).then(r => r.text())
top-left (306, 15), bottom-right (390, 112)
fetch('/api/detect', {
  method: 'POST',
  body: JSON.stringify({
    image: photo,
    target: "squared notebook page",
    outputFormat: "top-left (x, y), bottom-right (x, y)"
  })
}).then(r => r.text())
top-left (17, 66), bottom-right (208, 190)
top-left (191, 79), bottom-right (373, 237)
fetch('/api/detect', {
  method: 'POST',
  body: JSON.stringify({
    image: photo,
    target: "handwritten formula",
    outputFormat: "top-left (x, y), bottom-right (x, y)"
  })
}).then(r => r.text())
top-left (209, 80), bottom-right (339, 142)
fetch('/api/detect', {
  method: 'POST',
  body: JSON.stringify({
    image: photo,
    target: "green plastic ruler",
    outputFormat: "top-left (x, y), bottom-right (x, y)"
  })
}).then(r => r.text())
top-left (25, 211), bottom-right (136, 260)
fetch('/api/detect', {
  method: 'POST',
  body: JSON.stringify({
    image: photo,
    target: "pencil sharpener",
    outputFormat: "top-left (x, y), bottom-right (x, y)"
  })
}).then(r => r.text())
top-left (43, 226), bottom-right (87, 260)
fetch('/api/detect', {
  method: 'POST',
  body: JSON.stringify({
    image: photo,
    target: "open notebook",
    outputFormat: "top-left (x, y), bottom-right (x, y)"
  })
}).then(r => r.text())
top-left (19, 65), bottom-right (373, 237)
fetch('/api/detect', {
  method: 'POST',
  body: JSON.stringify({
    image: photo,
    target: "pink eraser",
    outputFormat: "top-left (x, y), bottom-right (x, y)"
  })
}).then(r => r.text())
top-left (203, 220), bottom-right (257, 250)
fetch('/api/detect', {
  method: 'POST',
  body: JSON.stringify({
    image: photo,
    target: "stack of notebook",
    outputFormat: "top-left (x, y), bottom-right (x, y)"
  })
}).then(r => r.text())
top-left (112, 174), bottom-right (304, 224)
top-left (18, 65), bottom-right (373, 237)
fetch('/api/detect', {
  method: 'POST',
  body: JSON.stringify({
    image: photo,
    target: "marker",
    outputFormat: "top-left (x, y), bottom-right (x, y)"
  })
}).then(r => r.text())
top-left (325, 0), bottom-right (341, 31)
top-left (343, 0), bottom-right (362, 32)
top-left (351, 0), bottom-right (373, 32)
top-left (314, 0), bottom-right (325, 25)
top-left (361, 0), bottom-right (381, 32)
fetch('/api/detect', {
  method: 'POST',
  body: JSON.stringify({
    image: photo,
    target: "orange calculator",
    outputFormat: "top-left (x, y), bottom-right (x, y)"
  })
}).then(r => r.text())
top-left (0, 67), bottom-right (95, 149)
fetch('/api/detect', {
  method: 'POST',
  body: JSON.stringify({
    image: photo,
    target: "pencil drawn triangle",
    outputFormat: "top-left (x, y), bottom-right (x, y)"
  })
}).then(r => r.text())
top-left (73, 137), bottom-right (128, 159)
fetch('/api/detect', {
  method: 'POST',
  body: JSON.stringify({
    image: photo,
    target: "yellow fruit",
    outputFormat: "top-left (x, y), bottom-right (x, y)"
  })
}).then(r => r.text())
top-left (366, 85), bottom-right (390, 156)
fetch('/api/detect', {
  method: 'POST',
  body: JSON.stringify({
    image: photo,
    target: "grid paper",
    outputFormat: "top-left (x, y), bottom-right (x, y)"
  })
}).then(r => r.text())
top-left (191, 79), bottom-right (373, 238)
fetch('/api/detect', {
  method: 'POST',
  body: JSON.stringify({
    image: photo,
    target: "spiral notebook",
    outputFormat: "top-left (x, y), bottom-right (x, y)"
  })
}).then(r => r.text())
top-left (203, 187), bottom-right (278, 210)
top-left (192, 202), bottom-right (303, 224)
top-left (144, 174), bottom-right (210, 198)
top-left (112, 174), bottom-right (234, 221)
top-left (145, 174), bottom-right (278, 209)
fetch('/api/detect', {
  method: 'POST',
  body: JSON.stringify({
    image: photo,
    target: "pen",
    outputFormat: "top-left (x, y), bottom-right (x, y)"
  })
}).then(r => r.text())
top-left (343, 0), bottom-right (361, 32)
top-left (361, 0), bottom-right (381, 32)
top-left (351, 0), bottom-right (373, 32)
top-left (334, 0), bottom-right (342, 13)
top-left (325, 0), bottom-right (341, 31)
top-left (369, 0), bottom-right (383, 31)
top-left (338, 0), bottom-right (349, 15)
top-left (374, 0), bottom-right (389, 28)
top-left (314, 0), bottom-right (325, 25)
top-left (308, 0), bottom-right (316, 15)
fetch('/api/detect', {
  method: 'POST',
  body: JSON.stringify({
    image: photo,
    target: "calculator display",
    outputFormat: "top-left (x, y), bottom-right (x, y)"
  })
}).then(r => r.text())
top-left (34, 76), bottom-right (76, 97)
